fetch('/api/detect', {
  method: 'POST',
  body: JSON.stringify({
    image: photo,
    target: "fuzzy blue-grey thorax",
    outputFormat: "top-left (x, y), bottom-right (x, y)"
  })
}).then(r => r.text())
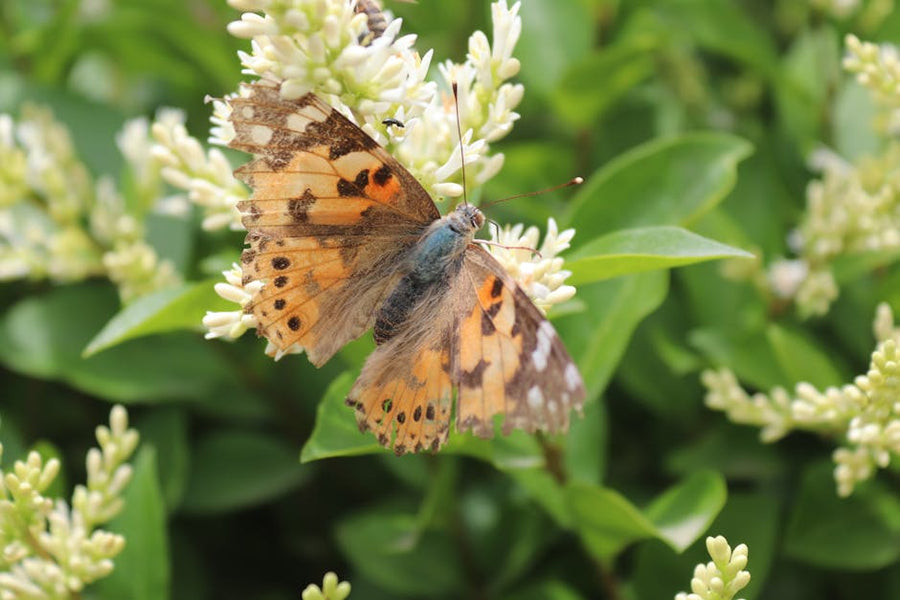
top-left (373, 204), bottom-right (485, 344)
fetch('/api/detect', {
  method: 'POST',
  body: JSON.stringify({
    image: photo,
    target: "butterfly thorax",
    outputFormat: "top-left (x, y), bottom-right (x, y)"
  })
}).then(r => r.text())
top-left (373, 204), bottom-right (485, 345)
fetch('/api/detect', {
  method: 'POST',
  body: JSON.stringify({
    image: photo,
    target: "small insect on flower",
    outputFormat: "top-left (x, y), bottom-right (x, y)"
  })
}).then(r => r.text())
top-left (228, 81), bottom-right (585, 454)
top-left (355, 0), bottom-right (417, 45)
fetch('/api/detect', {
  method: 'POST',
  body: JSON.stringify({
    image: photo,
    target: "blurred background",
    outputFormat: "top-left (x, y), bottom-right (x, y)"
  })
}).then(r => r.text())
top-left (3, 1), bottom-right (900, 599)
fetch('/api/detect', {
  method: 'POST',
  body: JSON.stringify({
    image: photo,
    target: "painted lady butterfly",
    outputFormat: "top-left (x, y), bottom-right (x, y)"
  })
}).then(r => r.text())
top-left (229, 82), bottom-right (585, 454)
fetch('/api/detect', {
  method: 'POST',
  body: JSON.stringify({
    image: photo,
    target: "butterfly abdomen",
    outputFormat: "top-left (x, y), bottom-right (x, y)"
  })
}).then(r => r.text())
top-left (374, 218), bottom-right (470, 345)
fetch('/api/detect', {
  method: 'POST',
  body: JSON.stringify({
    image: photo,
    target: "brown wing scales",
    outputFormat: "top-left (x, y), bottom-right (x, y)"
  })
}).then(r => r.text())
top-left (229, 82), bottom-right (438, 366)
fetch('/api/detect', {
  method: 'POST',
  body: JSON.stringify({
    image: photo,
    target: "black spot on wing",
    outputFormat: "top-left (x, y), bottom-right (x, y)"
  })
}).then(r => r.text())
top-left (272, 256), bottom-right (290, 270)
top-left (373, 165), bottom-right (392, 186)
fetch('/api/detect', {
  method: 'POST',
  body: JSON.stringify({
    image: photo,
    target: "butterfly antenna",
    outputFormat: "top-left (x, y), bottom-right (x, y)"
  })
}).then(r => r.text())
top-left (452, 81), bottom-right (469, 207)
top-left (481, 177), bottom-right (584, 209)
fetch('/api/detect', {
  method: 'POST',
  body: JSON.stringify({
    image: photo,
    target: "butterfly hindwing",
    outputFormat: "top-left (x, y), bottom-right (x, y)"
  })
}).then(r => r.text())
top-left (229, 82), bottom-right (438, 366)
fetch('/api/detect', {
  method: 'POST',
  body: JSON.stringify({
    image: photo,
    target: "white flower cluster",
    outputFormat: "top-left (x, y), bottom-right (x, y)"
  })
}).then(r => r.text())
top-left (205, 0), bottom-right (576, 344)
top-left (227, 0), bottom-right (434, 113)
top-left (675, 536), bottom-right (750, 600)
top-left (225, 0), bottom-right (522, 200)
top-left (703, 303), bottom-right (900, 496)
top-left (203, 264), bottom-right (262, 339)
top-left (149, 107), bottom-right (250, 231)
top-left (845, 34), bottom-right (900, 107)
top-left (738, 35), bottom-right (900, 317)
top-left (301, 572), bottom-right (351, 600)
top-left (0, 106), bottom-right (180, 302)
top-left (487, 218), bottom-right (577, 313)
top-left (0, 406), bottom-right (139, 597)
top-left (772, 139), bottom-right (900, 317)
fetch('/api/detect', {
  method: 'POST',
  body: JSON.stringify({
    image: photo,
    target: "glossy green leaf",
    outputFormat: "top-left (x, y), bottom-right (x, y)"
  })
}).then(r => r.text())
top-left (84, 279), bottom-right (232, 357)
top-left (631, 491), bottom-right (779, 600)
top-left (181, 430), bottom-right (310, 514)
top-left (0, 283), bottom-right (119, 379)
top-left (566, 481), bottom-right (658, 562)
top-left (564, 133), bottom-right (753, 240)
top-left (784, 461), bottom-right (900, 570)
top-left (94, 448), bottom-right (169, 600)
top-left (0, 284), bottom-right (238, 402)
top-left (557, 271), bottom-right (669, 399)
top-left (644, 470), bottom-right (727, 552)
top-left (300, 372), bottom-right (382, 462)
top-left (567, 226), bottom-right (753, 284)
top-left (567, 472), bottom-right (726, 562)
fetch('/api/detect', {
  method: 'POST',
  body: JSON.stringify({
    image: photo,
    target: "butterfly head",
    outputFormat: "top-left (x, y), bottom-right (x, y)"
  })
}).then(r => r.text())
top-left (451, 203), bottom-right (485, 235)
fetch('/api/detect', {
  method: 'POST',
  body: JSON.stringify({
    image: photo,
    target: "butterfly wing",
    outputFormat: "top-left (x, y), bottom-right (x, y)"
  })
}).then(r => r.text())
top-left (229, 82), bottom-right (439, 366)
top-left (454, 246), bottom-right (585, 438)
top-left (346, 243), bottom-right (585, 454)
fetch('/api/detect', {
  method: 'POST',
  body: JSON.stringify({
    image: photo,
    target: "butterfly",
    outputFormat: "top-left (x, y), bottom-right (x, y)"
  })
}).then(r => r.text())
top-left (228, 81), bottom-right (585, 454)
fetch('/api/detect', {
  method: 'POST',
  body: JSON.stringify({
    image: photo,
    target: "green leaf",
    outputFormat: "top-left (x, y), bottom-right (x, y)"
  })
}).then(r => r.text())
top-left (557, 271), bottom-right (669, 399)
top-left (300, 372), bottom-right (382, 462)
top-left (567, 472), bottom-right (726, 563)
top-left (644, 470), bottom-right (727, 552)
top-left (564, 396), bottom-right (607, 486)
top-left (84, 279), bottom-right (233, 356)
top-left (336, 508), bottom-right (465, 596)
top-left (766, 324), bottom-right (848, 390)
top-left (181, 431), bottom-right (310, 514)
top-left (508, 468), bottom-right (571, 528)
top-left (631, 491), bottom-right (779, 600)
top-left (690, 328), bottom-right (787, 392)
top-left (567, 226), bottom-right (754, 284)
top-left (784, 461), bottom-right (900, 570)
top-left (0, 283), bottom-right (118, 379)
top-left (566, 481), bottom-right (658, 562)
top-left (135, 408), bottom-right (189, 511)
top-left (94, 447), bottom-right (169, 600)
top-left (564, 133), bottom-right (754, 240)
top-left (0, 284), bottom-right (241, 402)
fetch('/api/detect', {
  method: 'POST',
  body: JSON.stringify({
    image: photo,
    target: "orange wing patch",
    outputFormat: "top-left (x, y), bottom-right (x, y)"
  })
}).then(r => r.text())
top-left (456, 275), bottom-right (522, 437)
top-left (346, 345), bottom-right (454, 454)
top-left (229, 82), bottom-right (438, 367)
top-left (455, 247), bottom-right (586, 438)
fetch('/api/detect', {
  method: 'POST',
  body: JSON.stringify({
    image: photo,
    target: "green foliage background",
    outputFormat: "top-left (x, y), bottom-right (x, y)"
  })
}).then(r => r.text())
top-left (2, 0), bottom-right (900, 598)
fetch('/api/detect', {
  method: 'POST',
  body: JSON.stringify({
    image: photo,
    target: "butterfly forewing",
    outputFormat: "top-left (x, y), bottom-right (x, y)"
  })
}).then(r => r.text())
top-left (229, 82), bottom-right (436, 366)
